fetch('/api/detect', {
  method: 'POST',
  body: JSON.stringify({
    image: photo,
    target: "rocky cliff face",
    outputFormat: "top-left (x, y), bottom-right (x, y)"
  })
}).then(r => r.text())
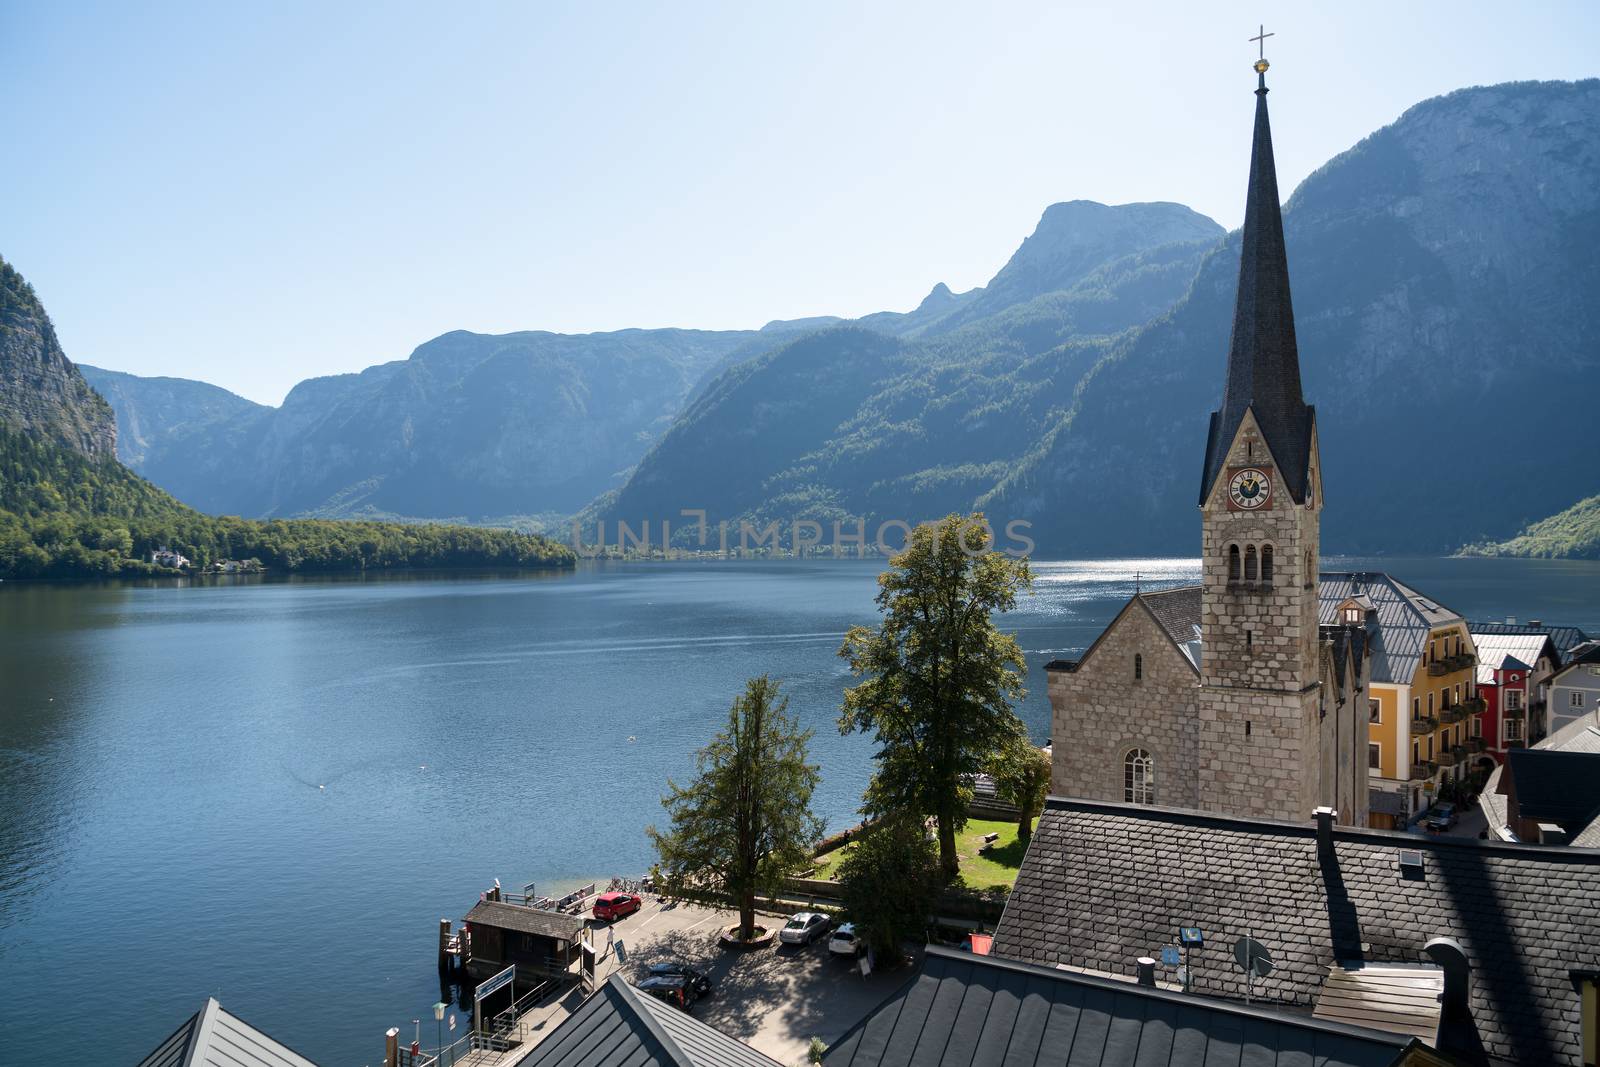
top-left (78, 365), bottom-right (266, 468)
top-left (0, 258), bottom-right (117, 459)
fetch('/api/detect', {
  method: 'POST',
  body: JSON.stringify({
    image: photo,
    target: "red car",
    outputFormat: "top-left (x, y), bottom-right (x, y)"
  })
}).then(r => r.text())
top-left (592, 892), bottom-right (642, 921)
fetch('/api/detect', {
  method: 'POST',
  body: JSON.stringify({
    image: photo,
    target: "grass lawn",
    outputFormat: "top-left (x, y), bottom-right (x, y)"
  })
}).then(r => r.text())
top-left (805, 817), bottom-right (1034, 891)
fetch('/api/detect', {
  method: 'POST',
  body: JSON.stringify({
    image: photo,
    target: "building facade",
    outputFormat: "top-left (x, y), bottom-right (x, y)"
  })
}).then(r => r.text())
top-left (1551, 641), bottom-right (1600, 734)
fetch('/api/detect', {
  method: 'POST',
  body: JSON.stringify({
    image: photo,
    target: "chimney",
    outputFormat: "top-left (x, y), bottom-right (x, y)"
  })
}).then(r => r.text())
top-left (1506, 616), bottom-right (1517, 625)
top-left (1424, 937), bottom-right (1472, 1018)
top-left (1530, 619), bottom-right (1543, 628)
top-left (1136, 957), bottom-right (1157, 987)
top-left (1313, 806), bottom-right (1337, 848)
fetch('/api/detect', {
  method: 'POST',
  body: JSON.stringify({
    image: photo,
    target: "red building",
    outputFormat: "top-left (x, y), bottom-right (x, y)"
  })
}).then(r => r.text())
top-left (1470, 631), bottom-right (1559, 772)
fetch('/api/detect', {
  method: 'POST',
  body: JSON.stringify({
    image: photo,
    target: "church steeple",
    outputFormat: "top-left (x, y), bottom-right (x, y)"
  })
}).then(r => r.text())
top-left (1199, 50), bottom-right (1315, 505)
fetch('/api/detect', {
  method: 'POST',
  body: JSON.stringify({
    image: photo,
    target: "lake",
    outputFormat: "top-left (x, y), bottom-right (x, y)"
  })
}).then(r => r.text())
top-left (2, 555), bottom-right (1597, 1065)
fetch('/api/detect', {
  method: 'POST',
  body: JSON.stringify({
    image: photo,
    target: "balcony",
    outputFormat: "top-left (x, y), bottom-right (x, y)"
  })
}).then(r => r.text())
top-left (1466, 737), bottom-right (1487, 753)
top-left (1461, 697), bottom-right (1487, 716)
top-left (1451, 744), bottom-right (1472, 765)
top-left (1409, 715), bottom-right (1438, 734)
top-left (1409, 761), bottom-right (1439, 781)
top-left (1447, 652), bottom-right (1477, 671)
top-left (1427, 661), bottom-right (1449, 677)
top-left (1439, 706), bottom-right (1467, 726)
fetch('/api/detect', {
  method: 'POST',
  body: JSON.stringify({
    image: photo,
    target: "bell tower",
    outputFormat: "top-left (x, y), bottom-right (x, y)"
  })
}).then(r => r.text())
top-left (1195, 43), bottom-right (1325, 822)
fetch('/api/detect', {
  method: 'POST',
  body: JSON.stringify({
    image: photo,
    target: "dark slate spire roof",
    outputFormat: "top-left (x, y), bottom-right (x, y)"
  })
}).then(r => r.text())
top-left (1200, 67), bottom-right (1315, 505)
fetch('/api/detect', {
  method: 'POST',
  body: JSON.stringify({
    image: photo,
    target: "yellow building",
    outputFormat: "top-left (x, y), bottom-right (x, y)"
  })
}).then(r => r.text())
top-left (1321, 573), bottom-right (1479, 828)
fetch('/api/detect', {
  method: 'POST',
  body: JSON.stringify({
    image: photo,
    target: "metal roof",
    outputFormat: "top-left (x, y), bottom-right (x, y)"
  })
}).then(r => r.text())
top-left (466, 899), bottom-right (587, 942)
top-left (1469, 632), bottom-right (1555, 686)
top-left (511, 974), bottom-right (780, 1067)
top-left (824, 947), bottom-right (1411, 1067)
top-left (136, 999), bottom-right (321, 1067)
top-left (1469, 621), bottom-right (1592, 662)
top-left (1318, 573), bottom-right (1463, 685)
top-left (993, 797), bottom-right (1600, 1066)
top-left (1505, 748), bottom-right (1600, 842)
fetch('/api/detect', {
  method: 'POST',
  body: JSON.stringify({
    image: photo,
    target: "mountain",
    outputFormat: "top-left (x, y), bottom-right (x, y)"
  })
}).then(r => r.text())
top-left (1460, 494), bottom-right (1600, 559)
top-left (94, 325), bottom-right (821, 524)
top-left (78, 366), bottom-right (266, 468)
top-left (598, 79), bottom-right (1600, 555)
top-left (989, 79), bottom-right (1600, 555)
top-left (0, 256), bottom-right (572, 579)
top-left (0, 259), bottom-right (117, 459)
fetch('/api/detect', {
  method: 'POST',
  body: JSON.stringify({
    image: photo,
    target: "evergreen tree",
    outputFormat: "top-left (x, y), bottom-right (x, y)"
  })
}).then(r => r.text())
top-left (836, 816), bottom-right (942, 962)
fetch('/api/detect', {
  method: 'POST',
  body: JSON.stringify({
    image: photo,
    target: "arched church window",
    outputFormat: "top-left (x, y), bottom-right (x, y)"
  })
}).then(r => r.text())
top-left (1261, 545), bottom-right (1274, 585)
top-left (1134, 653), bottom-right (1143, 681)
top-left (1244, 545), bottom-right (1258, 581)
top-left (1124, 748), bottom-right (1154, 805)
top-left (1228, 544), bottom-right (1241, 581)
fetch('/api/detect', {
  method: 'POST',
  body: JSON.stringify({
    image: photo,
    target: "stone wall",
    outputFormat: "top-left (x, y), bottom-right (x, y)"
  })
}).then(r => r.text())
top-left (1049, 600), bottom-right (1200, 809)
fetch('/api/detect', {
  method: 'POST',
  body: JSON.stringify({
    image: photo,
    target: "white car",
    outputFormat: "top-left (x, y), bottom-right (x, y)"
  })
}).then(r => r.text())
top-left (778, 911), bottom-right (832, 946)
top-left (828, 922), bottom-right (864, 958)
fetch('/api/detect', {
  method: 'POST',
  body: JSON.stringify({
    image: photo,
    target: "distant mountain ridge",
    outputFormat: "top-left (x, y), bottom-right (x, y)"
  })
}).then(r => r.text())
top-left (0, 259), bottom-right (116, 459)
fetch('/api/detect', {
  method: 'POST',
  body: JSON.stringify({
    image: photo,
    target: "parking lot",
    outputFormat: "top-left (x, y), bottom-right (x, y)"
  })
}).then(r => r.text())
top-left (589, 896), bottom-right (921, 1064)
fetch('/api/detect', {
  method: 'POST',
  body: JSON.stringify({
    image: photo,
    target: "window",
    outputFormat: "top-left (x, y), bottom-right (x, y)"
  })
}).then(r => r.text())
top-left (1244, 545), bottom-right (1258, 581)
top-left (1261, 545), bottom-right (1274, 584)
top-left (1124, 749), bottom-right (1154, 805)
top-left (1572, 691), bottom-right (1587, 709)
top-left (1228, 544), bottom-right (1241, 581)
top-left (1368, 743), bottom-right (1381, 769)
top-left (1344, 607), bottom-right (1362, 624)
top-left (1427, 737), bottom-right (1434, 759)
top-left (1471, 716), bottom-right (1481, 738)
top-left (1441, 688), bottom-right (1451, 709)
top-left (1134, 654), bottom-right (1143, 681)
top-left (1506, 717), bottom-right (1524, 742)
top-left (1506, 690), bottom-right (1522, 711)
top-left (1412, 697), bottom-right (1421, 717)
top-left (1369, 699), bottom-right (1381, 724)
top-left (1427, 693), bottom-right (1435, 714)
top-left (1412, 741), bottom-right (1420, 764)
top-left (1454, 683), bottom-right (1461, 703)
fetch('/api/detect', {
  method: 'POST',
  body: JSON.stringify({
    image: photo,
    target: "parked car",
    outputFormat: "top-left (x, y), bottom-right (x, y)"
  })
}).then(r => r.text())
top-left (645, 962), bottom-right (713, 997)
top-left (1424, 803), bottom-right (1458, 833)
top-left (592, 891), bottom-right (643, 921)
top-left (778, 911), bottom-right (832, 946)
top-left (828, 922), bottom-right (864, 958)
top-left (638, 973), bottom-right (699, 1010)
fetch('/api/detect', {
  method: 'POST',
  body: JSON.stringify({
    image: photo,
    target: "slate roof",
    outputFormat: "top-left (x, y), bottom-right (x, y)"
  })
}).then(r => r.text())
top-left (992, 797), bottom-right (1600, 1066)
top-left (1469, 632), bottom-right (1556, 686)
top-left (1480, 718), bottom-right (1600, 846)
top-left (1201, 70), bottom-right (1315, 506)
top-left (137, 998), bottom-right (321, 1067)
top-left (824, 946), bottom-right (1412, 1067)
top-left (1469, 621), bottom-right (1591, 663)
top-left (466, 899), bottom-right (587, 942)
top-left (511, 974), bottom-right (781, 1067)
top-left (1318, 573), bottom-right (1463, 686)
top-left (1140, 586), bottom-right (1204, 670)
top-left (1505, 747), bottom-right (1600, 843)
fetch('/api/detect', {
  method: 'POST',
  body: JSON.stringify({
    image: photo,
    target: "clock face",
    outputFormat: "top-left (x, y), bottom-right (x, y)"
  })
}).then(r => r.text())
top-left (1228, 467), bottom-right (1271, 510)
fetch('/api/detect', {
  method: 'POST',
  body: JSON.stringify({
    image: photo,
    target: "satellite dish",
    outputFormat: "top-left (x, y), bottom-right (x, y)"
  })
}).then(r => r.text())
top-left (1233, 936), bottom-right (1273, 978)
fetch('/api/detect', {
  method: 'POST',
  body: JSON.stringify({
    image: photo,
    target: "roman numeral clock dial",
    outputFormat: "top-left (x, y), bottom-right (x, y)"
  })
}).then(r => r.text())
top-left (1227, 467), bottom-right (1272, 510)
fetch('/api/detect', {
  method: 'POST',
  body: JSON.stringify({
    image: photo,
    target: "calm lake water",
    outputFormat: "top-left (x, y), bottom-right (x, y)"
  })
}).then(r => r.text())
top-left (2, 555), bottom-right (1598, 1065)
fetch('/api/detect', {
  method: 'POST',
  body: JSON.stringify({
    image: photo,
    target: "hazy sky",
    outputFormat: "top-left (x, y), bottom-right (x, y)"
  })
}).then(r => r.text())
top-left (3, 2), bottom-right (1596, 405)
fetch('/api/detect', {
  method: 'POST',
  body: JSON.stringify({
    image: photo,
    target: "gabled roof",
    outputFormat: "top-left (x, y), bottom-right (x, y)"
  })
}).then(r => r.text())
top-left (992, 797), bottom-right (1600, 1066)
top-left (1200, 69), bottom-right (1315, 506)
top-left (1480, 718), bottom-right (1600, 846)
top-left (512, 974), bottom-right (780, 1067)
top-left (1318, 574), bottom-right (1463, 685)
top-left (825, 946), bottom-right (1411, 1067)
top-left (1554, 640), bottom-right (1600, 678)
top-left (137, 999), bottom-right (321, 1067)
top-left (1469, 621), bottom-right (1592, 662)
top-left (1505, 747), bottom-right (1600, 842)
top-left (1468, 632), bottom-right (1556, 686)
top-left (1044, 587), bottom-right (1202, 677)
top-left (466, 899), bottom-right (587, 942)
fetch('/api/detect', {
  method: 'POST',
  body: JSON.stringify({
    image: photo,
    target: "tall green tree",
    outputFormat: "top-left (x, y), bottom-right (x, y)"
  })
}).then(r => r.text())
top-left (839, 513), bottom-right (1031, 879)
top-left (836, 816), bottom-right (942, 962)
top-left (648, 676), bottom-right (823, 941)
top-left (989, 737), bottom-right (1052, 842)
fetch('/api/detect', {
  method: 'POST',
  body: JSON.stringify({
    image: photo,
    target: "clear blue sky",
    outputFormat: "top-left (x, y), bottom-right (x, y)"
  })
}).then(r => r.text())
top-left (3, 2), bottom-right (1596, 405)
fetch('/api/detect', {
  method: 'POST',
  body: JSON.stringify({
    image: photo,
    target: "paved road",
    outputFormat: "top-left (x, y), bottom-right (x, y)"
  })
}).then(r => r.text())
top-left (589, 897), bottom-right (920, 1065)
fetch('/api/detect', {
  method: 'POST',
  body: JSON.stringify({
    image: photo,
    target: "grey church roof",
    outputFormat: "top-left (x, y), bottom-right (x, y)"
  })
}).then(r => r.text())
top-left (823, 946), bottom-right (1412, 1067)
top-left (991, 797), bottom-right (1600, 1066)
top-left (1318, 573), bottom-right (1463, 685)
top-left (511, 974), bottom-right (781, 1067)
top-left (1200, 69), bottom-right (1315, 506)
top-left (137, 998), bottom-right (321, 1067)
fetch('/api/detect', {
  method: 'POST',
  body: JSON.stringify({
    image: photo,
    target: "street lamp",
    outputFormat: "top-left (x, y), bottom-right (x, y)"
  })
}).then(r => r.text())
top-left (434, 1002), bottom-right (448, 1066)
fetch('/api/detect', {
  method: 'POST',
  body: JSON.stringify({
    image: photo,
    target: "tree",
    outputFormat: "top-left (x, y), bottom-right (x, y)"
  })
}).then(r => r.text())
top-left (648, 676), bottom-right (823, 941)
top-left (836, 817), bottom-right (942, 961)
top-left (838, 513), bottom-right (1031, 878)
top-left (989, 737), bottom-right (1051, 842)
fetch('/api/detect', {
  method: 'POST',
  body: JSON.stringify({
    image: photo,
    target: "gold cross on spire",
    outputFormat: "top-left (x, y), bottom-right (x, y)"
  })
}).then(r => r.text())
top-left (1250, 23), bottom-right (1274, 75)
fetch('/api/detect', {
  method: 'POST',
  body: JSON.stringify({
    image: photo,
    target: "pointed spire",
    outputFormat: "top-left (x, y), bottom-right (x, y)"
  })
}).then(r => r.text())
top-left (1200, 46), bottom-right (1314, 505)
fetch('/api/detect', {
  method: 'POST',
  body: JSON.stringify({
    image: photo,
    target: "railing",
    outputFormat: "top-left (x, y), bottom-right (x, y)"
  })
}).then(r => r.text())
top-left (1410, 715), bottom-right (1438, 734)
top-left (1461, 697), bottom-right (1487, 715)
top-left (1427, 661), bottom-right (1449, 677)
top-left (1409, 761), bottom-right (1439, 781)
top-left (1439, 706), bottom-right (1467, 726)
top-left (1451, 744), bottom-right (1472, 764)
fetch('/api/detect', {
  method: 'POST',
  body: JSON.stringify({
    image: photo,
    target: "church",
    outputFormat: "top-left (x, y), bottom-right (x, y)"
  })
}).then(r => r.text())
top-left (1046, 53), bottom-right (1375, 827)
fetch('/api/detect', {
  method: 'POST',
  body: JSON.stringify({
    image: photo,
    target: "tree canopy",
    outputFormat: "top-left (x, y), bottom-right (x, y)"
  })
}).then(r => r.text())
top-left (648, 675), bottom-right (823, 941)
top-left (839, 513), bottom-right (1031, 878)
top-left (836, 817), bottom-right (943, 962)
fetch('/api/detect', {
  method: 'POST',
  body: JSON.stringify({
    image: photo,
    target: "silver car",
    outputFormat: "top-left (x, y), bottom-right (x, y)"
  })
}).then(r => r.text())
top-left (778, 911), bottom-right (832, 946)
